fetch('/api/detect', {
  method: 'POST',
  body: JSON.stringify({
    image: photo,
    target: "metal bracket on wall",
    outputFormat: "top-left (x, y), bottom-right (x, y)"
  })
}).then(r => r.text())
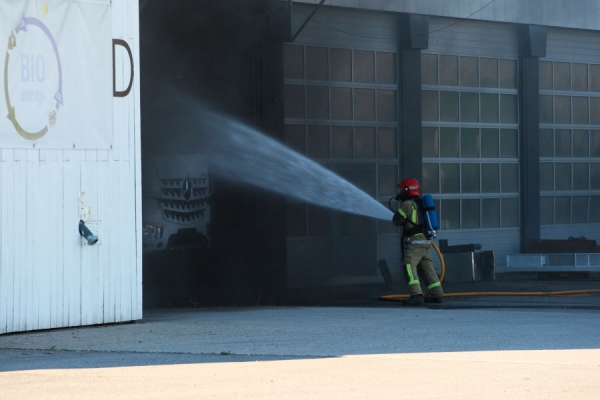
top-left (289, 0), bottom-right (326, 42)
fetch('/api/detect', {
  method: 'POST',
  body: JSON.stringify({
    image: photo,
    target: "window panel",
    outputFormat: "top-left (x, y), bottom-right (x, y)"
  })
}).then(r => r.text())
top-left (555, 163), bottom-right (572, 191)
top-left (331, 87), bottom-right (352, 120)
top-left (591, 162), bottom-right (600, 189)
top-left (540, 95), bottom-right (553, 124)
top-left (590, 196), bottom-right (600, 223)
top-left (287, 203), bottom-right (307, 236)
top-left (378, 164), bottom-right (398, 196)
top-left (441, 199), bottom-right (460, 229)
top-left (284, 84), bottom-right (305, 118)
top-left (481, 93), bottom-right (499, 123)
top-left (590, 98), bottom-right (600, 125)
top-left (462, 199), bottom-right (480, 228)
top-left (482, 163), bottom-right (500, 192)
top-left (461, 163), bottom-right (480, 193)
top-left (284, 44), bottom-right (304, 79)
top-left (377, 89), bottom-right (397, 121)
top-left (439, 55), bottom-right (458, 86)
top-left (461, 128), bottom-right (479, 158)
top-left (481, 128), bottom-right (499, 158)
top-left (441, 163), bottom-right (460, 193)
top-left (307, 125), bottom-right (330, 158)
top-left (377, 127), bottom-right (397, 158)
top-left (422, 163), bottom-right (440, 194)
top-left (377, 51), bottom-right (397, 84)
top-left (501, 198), bottom-right (519, 227)
top-left (555, 129), bottom-right (571, 157)
top-left (354, 50), bottom-right (375, 83)
top-left (501, 163), bottom-right (519, 193)
top-left (573, 163), bottom-right (589, 190)
top-left (480, 58), bottom-right (498, 88)
top-left (422, 90), bottom-right (439, 121)
top-left (572, 196), bottom-right (589, 224)
top-left (501, 129), bottom-right (518, 158)
top-left (330, 48), bottom-right (352, 82)
top-left (440, 91), bottom-right (459, 122)
top-left (307, 205), bottom-right (331, 236)
top-left (573, 130), bottom-right (589, 157)
top-left (460, 56), bottom-right (478, 87)
top-left (572, 96), bottom-right (589, 125)
top-left (331, 125), bottom-right (353, 158)
top-left (460, 92), bottom-right (479, 122)
top-left (540, 129), bottom-right (554, 157)
top-left (539, 61), bottom-right (553, 90)
top-left (422, 53), bottom-right (438, 85)
top-left (440, 127), bottom-right (459, 158)
top-left (482, 198), bottom-right (500, 228)
top-left (572, 63), bottom-right (588, 92)
top-left (592, 131), bottom-right (600, 157)
top-left (355, 127), bottom-right (375, 158)
top-left (285, 124), bottom-right (306, 154)
top-left (500, 94), bottom-right (518, 124)
top-left (554, 196), bottom-right (571, 224)
top-left (554, 62), bottom-right (570, 91)
top-left (540, 196), bottom-right (554, 225)
top-left (306, 46), bottom-right (328, 80)
top-left (540, 162), bottom-right (554, 191)
top-left (306, 86), bottom-right (329, 119)
top-left (422, 127), bottom-right (439, 157)
top-left (499, 59), bottom-right (517, 89)
top-left (554, 96), bottom-right (571, 124)
top-left (355, 89), bottom-right (375, 120)
top-left (591, 64), bottom-right (600, 92)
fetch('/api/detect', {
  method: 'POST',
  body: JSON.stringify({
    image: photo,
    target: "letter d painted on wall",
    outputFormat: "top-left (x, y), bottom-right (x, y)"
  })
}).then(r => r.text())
top-left (112, 39), bottom-right (134, 97)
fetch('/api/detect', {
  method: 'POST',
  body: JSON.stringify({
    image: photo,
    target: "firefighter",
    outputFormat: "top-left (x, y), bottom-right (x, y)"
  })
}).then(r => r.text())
top-left (392, 178), bottom-right (444, 306)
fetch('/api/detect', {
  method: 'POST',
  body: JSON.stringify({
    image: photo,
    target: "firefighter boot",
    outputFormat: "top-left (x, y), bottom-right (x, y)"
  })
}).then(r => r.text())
top-left (424, 296), bottom-right (443, 304)
top-left (402, 295), bottom-right (424, 306)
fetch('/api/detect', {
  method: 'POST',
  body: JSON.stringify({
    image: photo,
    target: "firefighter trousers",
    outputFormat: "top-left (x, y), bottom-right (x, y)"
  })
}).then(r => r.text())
top-left (402, 243), bottom-right (444, 298)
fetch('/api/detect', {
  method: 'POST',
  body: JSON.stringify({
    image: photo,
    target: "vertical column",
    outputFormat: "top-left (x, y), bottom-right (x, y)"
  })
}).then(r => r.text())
top-left (398, 14), bottom-right (429, 182)
top-left (518, 25), bottom-right (547, 251)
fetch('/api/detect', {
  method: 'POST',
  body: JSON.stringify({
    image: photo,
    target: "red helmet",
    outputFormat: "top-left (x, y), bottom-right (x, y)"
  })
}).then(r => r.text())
top-left (398, 178), bottom-right (420, 197)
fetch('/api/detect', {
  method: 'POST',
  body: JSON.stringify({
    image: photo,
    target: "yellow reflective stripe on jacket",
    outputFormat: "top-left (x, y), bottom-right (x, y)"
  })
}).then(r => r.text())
top-left (428, 282), bottom-right (441, 290)
top-left (411, 208), bottom-right (418, 224)
top-left (397, 208), bottom-right (407, 219)
top-left (406, 264), bottom-right (420, 286)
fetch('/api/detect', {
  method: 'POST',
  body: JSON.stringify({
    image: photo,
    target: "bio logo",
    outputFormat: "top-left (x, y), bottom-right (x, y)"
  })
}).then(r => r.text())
top-left (4, 13), bottom-right (63, 140)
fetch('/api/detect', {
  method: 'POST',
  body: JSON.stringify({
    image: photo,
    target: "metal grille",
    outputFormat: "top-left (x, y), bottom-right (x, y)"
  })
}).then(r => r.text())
top-left (506, 253), bottom-right (600, 272)
top-left (157, 174), bottom-right (210, 225)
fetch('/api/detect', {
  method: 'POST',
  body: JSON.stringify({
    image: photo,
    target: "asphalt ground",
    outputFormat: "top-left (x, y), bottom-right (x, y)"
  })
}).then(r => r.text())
top-left (1, 274), bottom-right (599, 399)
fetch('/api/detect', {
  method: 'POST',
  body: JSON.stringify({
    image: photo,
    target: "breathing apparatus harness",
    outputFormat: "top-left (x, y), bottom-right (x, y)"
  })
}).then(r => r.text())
top-left (388, 193), bottom-right (437, 241)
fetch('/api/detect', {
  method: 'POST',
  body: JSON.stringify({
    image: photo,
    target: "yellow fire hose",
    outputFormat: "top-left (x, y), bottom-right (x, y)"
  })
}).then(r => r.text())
top-left (380, 241), bottom-right (600, 302)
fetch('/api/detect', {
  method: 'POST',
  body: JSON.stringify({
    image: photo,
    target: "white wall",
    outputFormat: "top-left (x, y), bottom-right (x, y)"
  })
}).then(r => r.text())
top-left (0, 1), bottom-right (141, 334)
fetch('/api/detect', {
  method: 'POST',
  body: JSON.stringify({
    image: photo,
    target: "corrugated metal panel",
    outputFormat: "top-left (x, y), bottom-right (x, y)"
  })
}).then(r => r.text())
top-left (545, 27), bottom-right (600, 62)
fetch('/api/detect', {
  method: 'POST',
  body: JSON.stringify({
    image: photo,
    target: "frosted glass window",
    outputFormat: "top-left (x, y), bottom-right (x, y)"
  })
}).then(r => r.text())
top-left (462, 199), bottom-right (480, 228)
top-left (285, 124), bottom-right (306, 154)
top-left (287, 203), bottom-right (307, 236)
top-left (285, 85), bottom-right (305, 118)
top-left (307, 125), bottom-right (330, 158)
top-left (330, 48), bottom-right (352, 82)
top-left (440, 127), bottom-right (459, 158)
top-left (501, 164), bottom-right (519, 193)
top-left (481, 93), bottom-right (499, 123)
top-left (591, 64), bottom-right (600, 92)
top-left (461, 163), bottom-right (480, 193)
top-left (555, 129), bottom-right (571, 157)
top-left (482, 163), bottom-right (500, 192)
top-left (422, 127), bottom-right (439, 157)
top-left (590, 98), bottom-right (600, 125)
top-left (308, 205), bottom-right (331, 236)
top-left (441, 163), bottom-right (460, 193)
top-left (306, 46), bottom-right (328, 80)
top-left (500, 129), bottom-right (518, 158)
top-left (555, 163), bottom-right (572, 191)
top-left (572, 97), bottom-right (589, 124)
top-left (460, 57), bottom-right (478, 87)
top-left (540, 162), bottom-right (554, 191)
top-left (284, 45), bottom-right (304, 79)
top-left (572, 196), bottom-right (589, 224)
top-left (440, 91), bottom-right (459, 122)
top-left (306, 86), bottom-right (329, 119)
top-left (500, 59), bottom-right (517, 89)
top-left (331, 126), bottom-right (353, 158)
top-left (378, 164), bottom-right (398, 196)
top-left (460, 92), bottom-right (479, 122)
top-left (540, 196), bottom-right (554, 225)
top-left (482, 198), bottom-right (500, 228)
top-left (573, 163), bottom-right (589, 190)
top-left (441, 199), bottom-right (460, 229)
top-left (573, 130), bottom-right (589, 157)
top-left (439, 55), bottom-right (458, 86)
top-left (539, 61), bottom-right (553, 90)
top-left (481, 128), bottom-right (499, 158)
top-left (355, 127), bottom-right (375, 158)
top-left (354, 50), bottom-right (375, 83)
top-left (554, 196), bottom-right (571, 224)
top-left (355, 89), bottom-right (375, 120)
top-left (591, 131), bottom-right (600, 157)
top-left (422, 163), bottom-right (440, 194)
top-left (572, 63), bottom-right (588, 92)
top-left (554, 96), bottom-right (571, 124)
top-left (591, 196), bottom-right (600, 223)
top-left (422, 90), bottom-right (439, 121)
top-left (377, 127), bottom-right (397, 158)
top-left (422, 53), bottom-right (438, 85)
top-left (377, 89), bottom-right (397, 121)
top-left (540, 129), bottom-right (554, 157)
top-left (377, 51), bottom-right (397, 84)
top-left (539, 95), bottom-right (553, 124)
top-left (501, 198), bottom-right (519, 227)
top-left (500, 94), bottom-right (518, 123)
top-left (554, 62), bottom-right (570, 91)
top-left (591, 162), bottom-right (600, 189)
top-left (461, 128), bottom-right (479, 158)
top-left (331, 87), bottom-right (352, 120)
top-left (480, 58), bottom-right (498, 88)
